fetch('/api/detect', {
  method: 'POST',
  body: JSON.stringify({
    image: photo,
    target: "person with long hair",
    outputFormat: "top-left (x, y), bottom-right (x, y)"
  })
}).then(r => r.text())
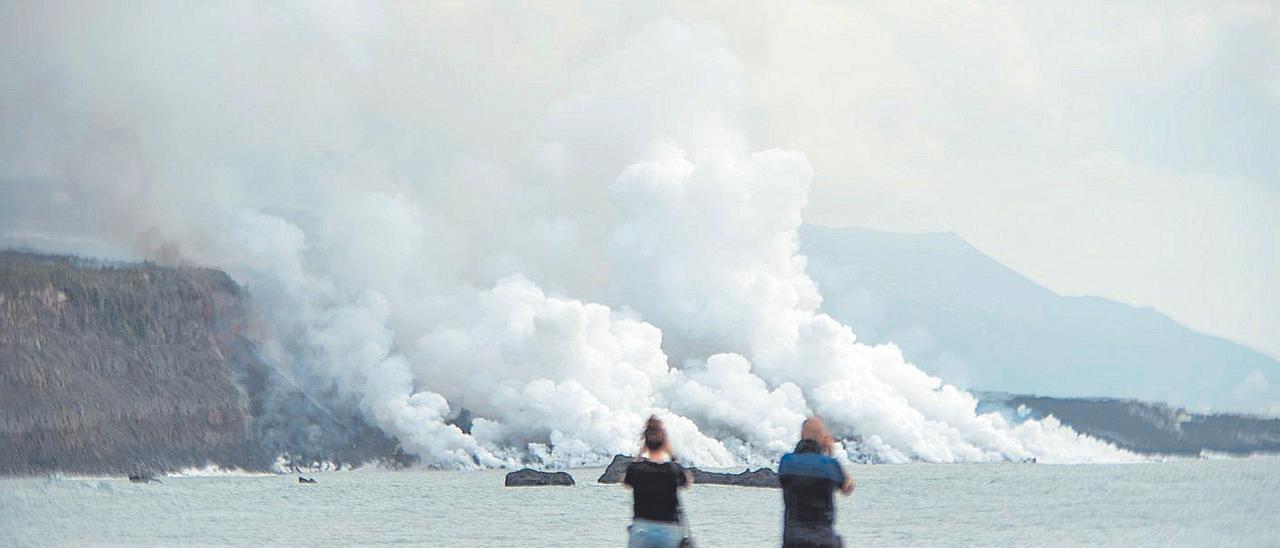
top-left (622, 415), bottom-right (694, 548)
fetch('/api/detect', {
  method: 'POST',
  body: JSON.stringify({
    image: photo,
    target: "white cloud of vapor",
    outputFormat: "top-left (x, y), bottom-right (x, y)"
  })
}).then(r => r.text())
top-left (0, 2), bottom-right (1137, 465)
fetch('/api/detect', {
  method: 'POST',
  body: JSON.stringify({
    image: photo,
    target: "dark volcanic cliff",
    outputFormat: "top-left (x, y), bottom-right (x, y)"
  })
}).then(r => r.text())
top-left (0, 252), bottom-right (268, 474)
top-left (980, 393), bottom-right (1280, 456)
top-left (0, 252), bottom-right (400, 476)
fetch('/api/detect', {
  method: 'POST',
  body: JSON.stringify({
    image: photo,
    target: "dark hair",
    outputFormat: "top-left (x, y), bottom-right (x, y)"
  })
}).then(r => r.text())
top-left (642, 415), bottom-right (666, 451)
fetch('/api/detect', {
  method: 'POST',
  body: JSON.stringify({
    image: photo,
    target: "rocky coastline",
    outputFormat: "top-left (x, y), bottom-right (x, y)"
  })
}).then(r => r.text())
top-left (598, 455), bottom-right (781, 488)
top-left (5, 251), bottom-right (1280, 478)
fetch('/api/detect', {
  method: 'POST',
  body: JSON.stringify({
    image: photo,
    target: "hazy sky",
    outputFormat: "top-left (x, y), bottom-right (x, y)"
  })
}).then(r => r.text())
top-left (671, 1), bottom-right (1280, 360)
top-left (2, 0), bottom-right (1277, 361)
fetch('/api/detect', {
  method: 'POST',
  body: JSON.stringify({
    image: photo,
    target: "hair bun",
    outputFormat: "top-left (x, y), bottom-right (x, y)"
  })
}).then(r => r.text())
top-left (642, 415), bottom-right (666, 451)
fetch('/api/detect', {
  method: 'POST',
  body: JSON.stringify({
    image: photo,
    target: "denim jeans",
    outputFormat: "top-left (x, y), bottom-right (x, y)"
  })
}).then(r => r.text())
top-left (627, 518), bottom-right (684, 548)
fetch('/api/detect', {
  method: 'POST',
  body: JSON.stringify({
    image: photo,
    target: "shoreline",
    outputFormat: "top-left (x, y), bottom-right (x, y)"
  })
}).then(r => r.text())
top-left (11, 452), bottom-right (1280, 482)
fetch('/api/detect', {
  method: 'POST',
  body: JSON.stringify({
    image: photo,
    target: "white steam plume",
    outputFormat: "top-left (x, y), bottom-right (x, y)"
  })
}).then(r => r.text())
top-left (609, 143), bottom-right (1126, 463)
top-left (0, 4), bottom-right (1131, 467)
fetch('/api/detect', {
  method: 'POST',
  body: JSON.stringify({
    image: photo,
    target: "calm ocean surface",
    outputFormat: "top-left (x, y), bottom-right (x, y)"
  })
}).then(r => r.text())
top-left (3, 457), bottom-right (1278, 547)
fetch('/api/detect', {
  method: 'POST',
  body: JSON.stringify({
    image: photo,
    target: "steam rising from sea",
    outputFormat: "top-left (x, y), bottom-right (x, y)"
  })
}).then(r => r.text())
top-left (0, 4), bottom-right (1131, 467)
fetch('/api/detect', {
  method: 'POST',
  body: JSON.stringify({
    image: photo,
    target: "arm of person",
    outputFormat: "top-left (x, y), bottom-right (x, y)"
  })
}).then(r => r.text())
top-left (821, 436), bottom-right (855, 496)
top-left (672, 459), bottom-right (693, 489)
top-left (831, 460), bottom-right (854, 496)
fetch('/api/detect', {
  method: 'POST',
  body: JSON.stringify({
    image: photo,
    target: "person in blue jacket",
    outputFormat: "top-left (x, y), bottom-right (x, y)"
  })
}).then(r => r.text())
top-left (778, 417), bottom-right (855, 547)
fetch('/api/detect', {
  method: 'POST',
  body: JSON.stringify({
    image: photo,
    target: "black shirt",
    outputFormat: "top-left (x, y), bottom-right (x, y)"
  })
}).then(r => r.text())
top-left (623, 459), bottom-right (688, 523)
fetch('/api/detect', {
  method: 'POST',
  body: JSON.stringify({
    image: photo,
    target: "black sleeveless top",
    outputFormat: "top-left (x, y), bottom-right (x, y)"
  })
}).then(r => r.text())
top-left (624, 459), bottom-right (688, 523)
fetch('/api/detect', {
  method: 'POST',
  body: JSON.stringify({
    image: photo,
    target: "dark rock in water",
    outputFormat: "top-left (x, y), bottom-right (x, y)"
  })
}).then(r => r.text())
top-left (597, 454), bottom-right (631, 484)
top-left (598, 454), bottom-right (779, 488)
top-left (298, 476), bottom-right (317, 484)
top-left (128, 472), bottom-right (161, 484)
top-left (691, 467), bottom-right (779, 488)
top-left (505, 468), bottom-right (575, 487)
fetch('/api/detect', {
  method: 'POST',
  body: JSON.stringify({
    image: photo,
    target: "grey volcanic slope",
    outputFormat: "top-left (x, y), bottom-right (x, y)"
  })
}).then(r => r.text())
top-left (0, 252), bottom-right (401, 475)
top-left (801, 225), bottom-right (1280, 413)
top-left (979, 393), bottom-right (1280, 456)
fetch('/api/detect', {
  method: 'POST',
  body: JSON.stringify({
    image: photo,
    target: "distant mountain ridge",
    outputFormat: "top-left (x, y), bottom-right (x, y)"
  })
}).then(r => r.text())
top-left (801, 225), bottom-right (1280, 414)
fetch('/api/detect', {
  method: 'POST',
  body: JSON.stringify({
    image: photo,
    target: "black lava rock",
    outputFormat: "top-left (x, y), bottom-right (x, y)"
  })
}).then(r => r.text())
top-left (691, 467), bottom-right (779, 488)
top-left (597, 454), bottom-right (631, 484)
top-left (127, 472), bottom-right (161, 484)
top-left (597, 454), bottom-right (780, 488)
top-left (504, 468), bottom-right (575, 487)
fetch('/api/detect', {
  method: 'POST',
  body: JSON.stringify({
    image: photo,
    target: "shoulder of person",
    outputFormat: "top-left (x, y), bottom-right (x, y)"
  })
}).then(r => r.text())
top-left (778, 451), bottom-right (796, 470)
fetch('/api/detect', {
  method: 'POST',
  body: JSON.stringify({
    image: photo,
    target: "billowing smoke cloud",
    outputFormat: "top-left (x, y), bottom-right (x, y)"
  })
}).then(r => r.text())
top-left (606, 133), bottom-right (1124, 463)
top-left (0, 3), bottom-right (1130, 466)
top-left (413, 275), bottom-right (733, 467)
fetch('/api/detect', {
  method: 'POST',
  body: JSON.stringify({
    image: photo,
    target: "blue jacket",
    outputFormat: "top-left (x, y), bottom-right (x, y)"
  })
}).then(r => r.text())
top-left (778, 439), bottom-right (846, 547)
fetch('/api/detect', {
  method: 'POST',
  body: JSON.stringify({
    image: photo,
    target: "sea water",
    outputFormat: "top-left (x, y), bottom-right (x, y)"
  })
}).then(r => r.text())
top-left (2, 457), bottom-right (1278, 547)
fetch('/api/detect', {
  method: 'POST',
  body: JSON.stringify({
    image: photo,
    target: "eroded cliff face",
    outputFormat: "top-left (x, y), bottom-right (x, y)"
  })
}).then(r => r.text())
top-left (0, 252), bottom-right (404, 475)
top-left (0, 252), bottom-right (268, 474)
